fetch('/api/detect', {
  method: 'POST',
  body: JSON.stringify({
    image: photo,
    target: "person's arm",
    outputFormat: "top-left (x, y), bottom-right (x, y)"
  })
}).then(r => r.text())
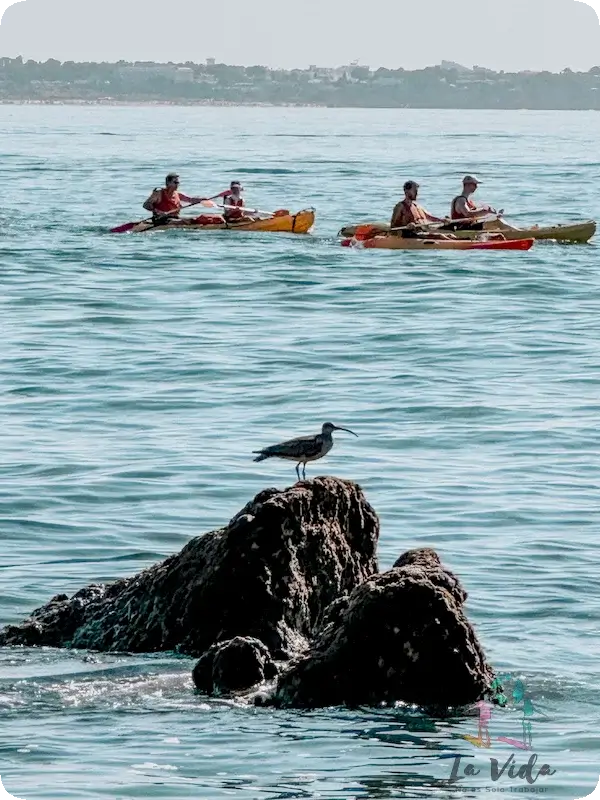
top-left (481, 203), bottom-right (502, 215)
top-left (390, 202), bottom-right (404, 228)
top-left (454, 197), bottom-right (471, 218)
top-left (179, 192), bottom-right (206, 205)
top-left (424, 209), bottom-right (445, 223)
top-left (456, 196), bottom-right (497, 219)
top-left (143, 189), bottom-right (161, 212)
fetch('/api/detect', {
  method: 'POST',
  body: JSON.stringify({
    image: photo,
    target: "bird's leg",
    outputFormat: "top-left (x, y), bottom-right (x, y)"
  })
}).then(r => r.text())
top-left (295, 463), bottom-right (301, 481)
top-left (302, 463), bottom-right (306, 480)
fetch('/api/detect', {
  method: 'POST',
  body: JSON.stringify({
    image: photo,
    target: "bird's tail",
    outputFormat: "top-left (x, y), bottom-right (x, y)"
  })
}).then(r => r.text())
top-left (253, 452), bottom-right (269, 463)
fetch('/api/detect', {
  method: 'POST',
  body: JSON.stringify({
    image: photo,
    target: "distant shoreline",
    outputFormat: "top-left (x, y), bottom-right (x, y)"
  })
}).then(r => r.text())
top-left (0, 99), bottom-right (320, 107)
top-left (1, 99), bottom-right (599, 111)
top-left (2, 57), bottom-right (599, 110)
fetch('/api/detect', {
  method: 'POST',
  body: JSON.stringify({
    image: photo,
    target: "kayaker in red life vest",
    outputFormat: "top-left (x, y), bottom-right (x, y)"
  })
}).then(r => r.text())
top-left (391, 181), bottom-right (449, 238)
top-left (221, 181), bottom-right (248, 222)
top-left (449, 175), bottom-right (504, 228)
top-left (143, 173), bottom-right (205, 225)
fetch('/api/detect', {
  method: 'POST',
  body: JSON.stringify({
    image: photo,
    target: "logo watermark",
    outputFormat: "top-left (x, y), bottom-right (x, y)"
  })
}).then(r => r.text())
top-left (441, 673), bottom-right (556, 792)
top-left (444, 752), bottom-right (555, 788)
top-left (0, 776), bottom-right (25, 800)
top-left (463, 673), bottom-right (548, 752)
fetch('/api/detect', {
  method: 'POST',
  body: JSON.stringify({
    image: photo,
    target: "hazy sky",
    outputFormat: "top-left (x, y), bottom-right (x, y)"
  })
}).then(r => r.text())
top-left (0, 0), bottom-right (599, 72)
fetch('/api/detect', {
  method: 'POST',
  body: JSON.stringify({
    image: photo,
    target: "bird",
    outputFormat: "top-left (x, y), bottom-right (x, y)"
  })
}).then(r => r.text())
top-left (252, 421), bottom-right (358, 481)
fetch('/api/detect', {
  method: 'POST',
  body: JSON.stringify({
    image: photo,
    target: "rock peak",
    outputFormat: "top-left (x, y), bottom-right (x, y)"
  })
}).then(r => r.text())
top-left (0, 476), bottom-right (379, 660)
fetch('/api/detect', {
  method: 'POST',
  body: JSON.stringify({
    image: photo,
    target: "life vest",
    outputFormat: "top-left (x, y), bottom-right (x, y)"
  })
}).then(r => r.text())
top-left (451, 195), bottom-right (477, 220)
top-left (223, 194), bottom-right (244, 218)
top-left (412, 202), bottom-right (429, 224)
top-left (397, 199), bottom-right (428, 225)
top-left (153, 188), bottom-right (181, 215)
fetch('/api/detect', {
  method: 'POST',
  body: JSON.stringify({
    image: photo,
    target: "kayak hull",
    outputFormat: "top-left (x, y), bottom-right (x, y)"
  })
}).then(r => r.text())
top-left (341, 236), bottom-right (535, 251)
top-left (476, 219), bottom-right (596, 243)
top-left (130, 209), bottom-right (315, 234)
top-left (339, 219), bottom-right (596, 243)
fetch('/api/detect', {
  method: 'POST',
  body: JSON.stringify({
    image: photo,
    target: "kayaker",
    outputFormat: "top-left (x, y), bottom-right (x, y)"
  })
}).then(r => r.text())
top-left (391, 181), bottom-right (449, 238)
top-left (143, 173), bottom-right (205, 226)
top-left (448, 175), bottom-right (504, 229)
top-left (221, 181), bottom-right (248, 222)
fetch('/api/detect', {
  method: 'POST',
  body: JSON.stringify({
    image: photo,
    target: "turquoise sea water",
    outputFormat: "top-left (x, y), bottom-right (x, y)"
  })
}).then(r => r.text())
top-left (1, 106), bottom-right (599, 799)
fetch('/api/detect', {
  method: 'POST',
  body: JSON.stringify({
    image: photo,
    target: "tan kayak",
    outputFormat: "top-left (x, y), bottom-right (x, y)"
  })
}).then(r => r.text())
top-left (338, 219), bottom-right (596, 243)
top-left (127, 208), bottom-right (315, 234)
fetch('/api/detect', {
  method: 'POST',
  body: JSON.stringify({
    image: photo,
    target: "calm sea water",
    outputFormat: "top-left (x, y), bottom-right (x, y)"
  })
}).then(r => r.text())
top-left (1, 106), bottom-right (599, 800)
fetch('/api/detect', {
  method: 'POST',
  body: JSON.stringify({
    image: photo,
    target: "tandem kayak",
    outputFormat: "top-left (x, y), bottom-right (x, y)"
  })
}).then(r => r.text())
top-left (338, 219), bottom-right (596, 243)
top-left (127, 208), bottom-right (315, 234)
top-left (340, 235), bottom-right (535, 251)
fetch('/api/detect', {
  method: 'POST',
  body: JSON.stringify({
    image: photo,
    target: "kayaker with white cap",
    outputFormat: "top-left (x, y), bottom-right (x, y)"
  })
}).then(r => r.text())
top-left (221, 181), bottom-right (247, 222)
top-left (449, 175), bottom-right (504, 228)
top-left (391, 180), bottom-right (448, 237)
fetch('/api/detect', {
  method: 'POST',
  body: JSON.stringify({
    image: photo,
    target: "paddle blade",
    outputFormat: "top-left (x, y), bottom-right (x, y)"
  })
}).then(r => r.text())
top-left (200, 199), bottom-right (218, 208)
top-left (109, 221), bottom-right (137, 234)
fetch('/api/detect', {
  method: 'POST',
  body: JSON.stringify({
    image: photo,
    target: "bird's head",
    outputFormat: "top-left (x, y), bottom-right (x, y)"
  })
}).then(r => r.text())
top-left (322, 422), bottom-right (358, 437)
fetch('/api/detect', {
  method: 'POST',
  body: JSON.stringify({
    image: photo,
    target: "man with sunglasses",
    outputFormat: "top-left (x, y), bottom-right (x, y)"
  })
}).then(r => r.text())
top-left (143, 173), bottom-right (205, 226)
top-left (448, 175), bottom-right (504, 230)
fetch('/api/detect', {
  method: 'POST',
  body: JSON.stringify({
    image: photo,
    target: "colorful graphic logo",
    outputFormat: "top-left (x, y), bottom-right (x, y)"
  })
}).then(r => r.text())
top-left (463, 673), bottom-right (547, 750)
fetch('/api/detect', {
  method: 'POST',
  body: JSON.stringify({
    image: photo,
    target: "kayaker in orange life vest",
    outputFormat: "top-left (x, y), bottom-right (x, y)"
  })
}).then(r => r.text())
top-left (143, 173), bottom-right (205, 225)
top-left (448, 175), bottom-right (504, 229)
top-left (391, 181), bottom-right (449, 238)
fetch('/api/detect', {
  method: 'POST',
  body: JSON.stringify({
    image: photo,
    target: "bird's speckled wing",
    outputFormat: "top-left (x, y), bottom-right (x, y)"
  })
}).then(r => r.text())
top-left (257, 434), bottom-right (322, 459)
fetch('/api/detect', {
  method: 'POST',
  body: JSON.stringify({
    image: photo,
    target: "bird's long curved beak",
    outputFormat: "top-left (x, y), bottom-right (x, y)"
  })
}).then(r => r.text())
top-left (334, 426), bottom-right (358, 437)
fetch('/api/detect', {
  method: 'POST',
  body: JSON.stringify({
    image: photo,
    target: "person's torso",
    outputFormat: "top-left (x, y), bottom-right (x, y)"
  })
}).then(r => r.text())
top-left (451, 194), bottom-right (476, 220)
top-left (406, 200), bottom-right (428, 224)
top-left (223, 194), bottom-right (244, 217)
top-left (154, 189), bottom-right (181, 214)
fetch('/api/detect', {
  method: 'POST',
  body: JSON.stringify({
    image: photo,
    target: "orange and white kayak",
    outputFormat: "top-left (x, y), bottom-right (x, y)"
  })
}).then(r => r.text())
top-left (128, 209), bottom-right (315, 234)
top-left (341, 235), bottom-right (535, 251)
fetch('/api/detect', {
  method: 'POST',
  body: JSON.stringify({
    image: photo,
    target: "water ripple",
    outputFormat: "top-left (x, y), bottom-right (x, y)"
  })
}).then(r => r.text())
top-left (0, 106), bottom-right (598, 799)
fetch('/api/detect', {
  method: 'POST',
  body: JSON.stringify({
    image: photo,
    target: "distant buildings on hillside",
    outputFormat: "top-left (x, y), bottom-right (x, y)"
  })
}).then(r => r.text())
top-left (1, 56), bottom-right (599, 109)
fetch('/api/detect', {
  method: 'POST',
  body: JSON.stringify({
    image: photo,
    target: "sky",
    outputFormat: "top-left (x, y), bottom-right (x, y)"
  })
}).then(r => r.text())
top-left (0, 0), bottom-right (599, 72)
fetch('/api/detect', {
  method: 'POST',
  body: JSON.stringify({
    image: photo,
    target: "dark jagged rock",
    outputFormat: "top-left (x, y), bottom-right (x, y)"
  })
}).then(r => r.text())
top-left (393, 547), bottom-right (468, 606)
top-left (0, 477), bottom-right (379, 659)
top-left (272, 548), bottom-right (495, 709)
top-left (192, 636), bottom-right (278, 696)
top-left (0, 479), bottom-right (496, 711)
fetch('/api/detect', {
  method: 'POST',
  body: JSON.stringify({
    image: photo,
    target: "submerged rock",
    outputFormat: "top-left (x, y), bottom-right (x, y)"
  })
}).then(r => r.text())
top-left (0, 477), bottom-right (379, 659)
top-left (192, 636), bottom-right (278, 696)
top-left (273, 547), bottom-right (495, 709)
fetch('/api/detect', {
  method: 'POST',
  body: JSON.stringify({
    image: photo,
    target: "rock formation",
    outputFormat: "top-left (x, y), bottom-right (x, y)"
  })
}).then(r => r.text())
top-left (0, 478), bottom-right (496, 709)
top-left (192, 636), bottom-right (278, 696)
top-left (272, 548), bottom-right (495, 709)
top-left (0, 477), bottom-right (379, 659)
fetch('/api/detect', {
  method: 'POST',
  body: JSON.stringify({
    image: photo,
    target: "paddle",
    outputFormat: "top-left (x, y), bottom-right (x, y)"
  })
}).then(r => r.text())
top-left (109, 198), bottom-right (218, 234)
top-left (193, 188), bottom-right (280, 218)
top-left (353, 213), bottom-right (500, 241)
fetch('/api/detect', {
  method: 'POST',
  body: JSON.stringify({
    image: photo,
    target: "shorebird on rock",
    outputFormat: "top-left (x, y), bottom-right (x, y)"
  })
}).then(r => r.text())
top-left (253, 422), bottom-right (358, 480)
